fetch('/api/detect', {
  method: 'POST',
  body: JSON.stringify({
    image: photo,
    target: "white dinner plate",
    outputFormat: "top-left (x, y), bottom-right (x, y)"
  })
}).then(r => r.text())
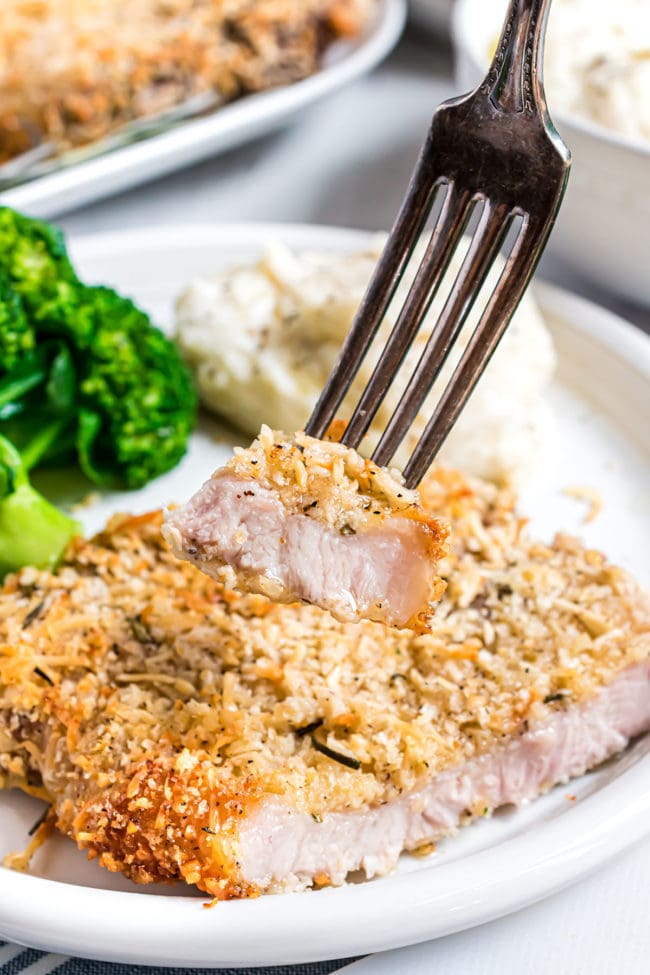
top-left (0, 0), bottom-right (405, 220)
top-left (0, 223), bottom-right (649, 968)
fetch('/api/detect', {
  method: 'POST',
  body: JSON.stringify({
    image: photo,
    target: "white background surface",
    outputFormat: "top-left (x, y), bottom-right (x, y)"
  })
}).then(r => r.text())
top-left (53, 24), bottom-right (649, 975)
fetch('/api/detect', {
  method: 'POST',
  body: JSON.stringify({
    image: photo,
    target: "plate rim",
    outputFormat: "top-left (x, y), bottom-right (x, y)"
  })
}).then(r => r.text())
top-left (0, 0), bottom-right (406, 220)
top-left (1, 221), bottom-right (650, 967)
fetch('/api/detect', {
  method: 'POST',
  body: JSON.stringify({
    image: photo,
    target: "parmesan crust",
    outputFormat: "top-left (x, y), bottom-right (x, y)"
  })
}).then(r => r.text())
top-left (228, 424), bottom-right (432, 534)
top-left (1, 470), bottom-right (648, 898)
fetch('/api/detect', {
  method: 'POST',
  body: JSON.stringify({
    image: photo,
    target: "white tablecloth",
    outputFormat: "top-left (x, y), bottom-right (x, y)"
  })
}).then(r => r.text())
top-left (57, 27), bottom-right (650, 975)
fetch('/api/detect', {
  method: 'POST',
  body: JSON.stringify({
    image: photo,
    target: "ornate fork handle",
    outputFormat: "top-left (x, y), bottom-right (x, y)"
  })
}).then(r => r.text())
top-left (481, 0), bottom-right (553, 115)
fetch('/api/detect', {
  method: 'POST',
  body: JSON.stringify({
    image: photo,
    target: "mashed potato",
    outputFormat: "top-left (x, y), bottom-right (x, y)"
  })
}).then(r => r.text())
top-left (175, 238), bottom-right (555, 485)
top-left (545, 0), bottom-right (650, 142)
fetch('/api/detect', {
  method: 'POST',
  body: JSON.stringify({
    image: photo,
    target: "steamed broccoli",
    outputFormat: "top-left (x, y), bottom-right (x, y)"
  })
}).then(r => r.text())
top-left (0, 435), bottom-right (79, 576)
top-left (0, 207), bottom-right (196, 489)
top-left (0, 272), bottom-right (35, 372)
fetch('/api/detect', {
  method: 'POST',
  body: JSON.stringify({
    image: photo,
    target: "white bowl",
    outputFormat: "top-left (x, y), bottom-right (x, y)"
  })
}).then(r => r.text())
top-left (452, 0), bottom-right (650, 307)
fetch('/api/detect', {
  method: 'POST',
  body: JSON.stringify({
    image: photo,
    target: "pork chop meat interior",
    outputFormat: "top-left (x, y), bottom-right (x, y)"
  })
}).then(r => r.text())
top-left (163, 426), bottom-right (450, 629)
top-left (1, 468), bottom-right (649, 899)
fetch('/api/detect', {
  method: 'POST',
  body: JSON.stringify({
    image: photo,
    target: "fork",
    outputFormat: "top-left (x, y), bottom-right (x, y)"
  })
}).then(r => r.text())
top-left (305, 0), bottom-right (570, 488)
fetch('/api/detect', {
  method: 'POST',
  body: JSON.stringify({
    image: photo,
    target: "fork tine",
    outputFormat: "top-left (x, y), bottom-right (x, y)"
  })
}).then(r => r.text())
top-left (402, 219), bottom-right (543, 488)
top-left (371, 200), bottom-right (514, 468)
top-left (305, 155), bottom-right (436, 440)
top-left (340, 182), bottom-right (476, 449)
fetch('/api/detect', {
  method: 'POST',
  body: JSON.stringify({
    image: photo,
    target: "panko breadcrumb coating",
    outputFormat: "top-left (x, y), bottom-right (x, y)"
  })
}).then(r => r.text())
top-left (0, 469), bottom-right (648, 898)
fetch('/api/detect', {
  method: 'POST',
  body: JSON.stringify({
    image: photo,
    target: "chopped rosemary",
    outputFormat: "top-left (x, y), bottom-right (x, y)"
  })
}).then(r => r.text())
top-left (22, 600), bottom-right (46, 629)
top-left (33, 667), bottom-right (53, 686)
top-left (544, 692), bottom-right (566, 704)
top-left (202, 826), bottom-right (217, 835)
top-left (311, 735), bottom-right (361, 770)
top-left (129, 615), bottom-right (157, 646)
top-left (28, 803), bottom-right (52, 836)
top-left (295, 718), bottom-right (324, 738)
top-left (340, 524), bottom-right (356, 536)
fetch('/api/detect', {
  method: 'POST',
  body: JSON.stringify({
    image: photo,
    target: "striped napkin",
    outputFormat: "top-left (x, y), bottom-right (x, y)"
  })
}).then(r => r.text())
top-left (0, 943), bottom-right (355, 975)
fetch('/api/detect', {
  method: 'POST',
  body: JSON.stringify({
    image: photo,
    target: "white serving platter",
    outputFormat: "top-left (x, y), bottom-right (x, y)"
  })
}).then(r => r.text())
top-left (0, 0), bottom-right (405, 220)
top-left (0, 223), bottom-right (649, 968)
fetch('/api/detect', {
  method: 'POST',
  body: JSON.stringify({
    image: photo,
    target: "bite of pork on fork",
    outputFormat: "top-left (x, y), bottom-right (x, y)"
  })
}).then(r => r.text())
top-left (163, 426), bottom-right (449, 630)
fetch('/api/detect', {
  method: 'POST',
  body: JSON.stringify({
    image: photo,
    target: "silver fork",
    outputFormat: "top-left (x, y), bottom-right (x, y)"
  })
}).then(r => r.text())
top-left (305, 0), bottom-right (570, 488)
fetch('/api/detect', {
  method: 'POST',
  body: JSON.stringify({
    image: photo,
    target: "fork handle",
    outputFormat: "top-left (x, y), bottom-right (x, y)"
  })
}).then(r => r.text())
top-left (481, 0), bottom-right (553, 115)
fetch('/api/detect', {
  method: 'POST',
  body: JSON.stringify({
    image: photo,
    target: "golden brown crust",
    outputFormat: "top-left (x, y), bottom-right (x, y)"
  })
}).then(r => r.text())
top-left (227, 426), bottom-right (439, 533)
top-left (0, 0), bottom-right (373, 163)
top-left (69, 755), bottom-right (260, 899)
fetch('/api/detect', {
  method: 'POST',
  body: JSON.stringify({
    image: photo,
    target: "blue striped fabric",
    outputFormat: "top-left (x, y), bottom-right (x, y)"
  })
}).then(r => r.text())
top-left (0, 943), bottom-right (355, 975)
top-left (0, 948), bottom-right (48, 975)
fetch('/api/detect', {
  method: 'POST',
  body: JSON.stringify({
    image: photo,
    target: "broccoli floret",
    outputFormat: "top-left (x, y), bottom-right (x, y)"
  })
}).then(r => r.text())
top-left (74, 285), bottom-right (197, 488)
top-left (0, 273), bottom-right (35, 372)
top-left (0, 209), bottom-right (84, 339)
top-left (0, 208), bottom-right (76, 299)
top-left (0, 207), bottom-right (196, 489)
top-left (0, 435), bottom-right (80, 577)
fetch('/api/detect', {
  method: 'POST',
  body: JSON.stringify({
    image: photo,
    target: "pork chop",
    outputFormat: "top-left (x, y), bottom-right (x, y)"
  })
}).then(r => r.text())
top-left (163, 426), bottom-right (449, 630)
top-left (1, 470), bottom-right (649, 899)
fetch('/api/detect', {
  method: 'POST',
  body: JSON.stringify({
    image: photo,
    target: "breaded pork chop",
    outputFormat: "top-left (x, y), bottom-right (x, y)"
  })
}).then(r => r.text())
top-left (0, 0), bottom-right (372, 163)
top-left (1, 470), bottom-right (649, 899)
top-left (163, 426), bottom-right (450, 629)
